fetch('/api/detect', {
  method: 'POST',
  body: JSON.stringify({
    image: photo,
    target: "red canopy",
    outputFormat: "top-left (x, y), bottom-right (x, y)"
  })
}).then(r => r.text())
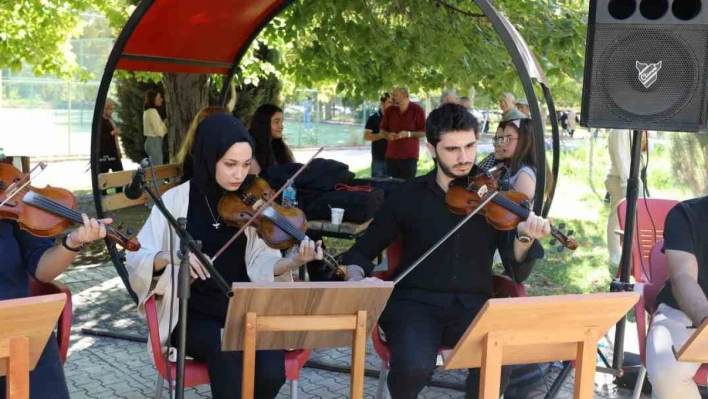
top-left (116, 0), bottom-right (289, 74)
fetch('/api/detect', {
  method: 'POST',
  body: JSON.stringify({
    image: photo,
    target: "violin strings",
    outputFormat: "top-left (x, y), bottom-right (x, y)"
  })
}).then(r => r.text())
top-left (26, 194), bottom-right (124, 238)
top-left (260, 207), bottom-right (339, 269)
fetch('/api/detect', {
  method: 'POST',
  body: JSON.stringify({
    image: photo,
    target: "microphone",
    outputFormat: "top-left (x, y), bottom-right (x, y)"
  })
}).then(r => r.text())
top-left (124, 159), bottom-right (150, 200)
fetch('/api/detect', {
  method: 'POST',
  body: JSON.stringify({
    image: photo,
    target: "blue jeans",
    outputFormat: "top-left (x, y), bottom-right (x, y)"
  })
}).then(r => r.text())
top-left (379, 293), bottom-right (511, 398)
top-left (144, 136), bottom-right (164, 166)
top-left (371, 159), bottom-right (386, 177)
top-left (303, 112), bottom-right (312, 129)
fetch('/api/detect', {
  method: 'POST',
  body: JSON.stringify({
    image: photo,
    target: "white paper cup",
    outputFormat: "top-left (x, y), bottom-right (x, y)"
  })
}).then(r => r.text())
top-left (331, 208), bottom-right (345, 225)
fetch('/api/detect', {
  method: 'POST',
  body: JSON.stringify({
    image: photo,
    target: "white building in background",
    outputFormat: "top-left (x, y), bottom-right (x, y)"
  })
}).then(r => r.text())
top-left (0, 13), bottom-right (114, 159)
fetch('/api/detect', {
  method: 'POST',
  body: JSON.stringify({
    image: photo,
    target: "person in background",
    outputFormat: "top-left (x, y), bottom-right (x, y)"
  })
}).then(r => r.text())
top-left (99, 98), bottom-right (124, 194)
top-left (516, 98), bottom-right (530, 116)
top-left (303, 96), bottom-right (313, 130)
top-left (249, 104), bottom-right (295, 175)
top-left (364, 93), bottom-right (394, 177)
top-left (439, 89), bottom-right (458, 106)
top-left (605, 129), bottom-right (648, 268)
top-left (379, 86), bottom-right (426, 180)
top-left (460, 96), bottom-right (472, 111)
top-left (143, 90), bottom-right (167, 166)
top-left (176, 106), bottom-right (231, 182)
top-left (499, 92), bottom-right (526, 121)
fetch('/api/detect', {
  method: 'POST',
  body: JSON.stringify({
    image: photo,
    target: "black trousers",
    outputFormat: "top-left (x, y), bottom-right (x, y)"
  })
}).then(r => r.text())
top-left (172, 312), bottom-right (285, 399)
top-left (99, 159), bottom-right (124, 195)
top-left (379, 294), bottom-right (511, 398)
top-left (0, 333), bottom-right (69, 399)
top-left (385, 158), bottom-right (417, 180)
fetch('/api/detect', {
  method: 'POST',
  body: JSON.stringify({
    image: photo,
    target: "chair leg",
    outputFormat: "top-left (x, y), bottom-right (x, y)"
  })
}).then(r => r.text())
top-left (155, 374), bottom-right (164, 399)
top-left (376, 358), bottom-right (388, 399)
top-left (632, 365), bottom-right (647, 399)
top-left (290, 379), bottom-right (298, 398)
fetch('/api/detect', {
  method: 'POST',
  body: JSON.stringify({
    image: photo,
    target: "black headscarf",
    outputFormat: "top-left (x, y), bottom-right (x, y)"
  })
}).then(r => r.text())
top-left (191, 114), bottom-right (255, 199)
top-left (187, 114), bottom-right (256, 318)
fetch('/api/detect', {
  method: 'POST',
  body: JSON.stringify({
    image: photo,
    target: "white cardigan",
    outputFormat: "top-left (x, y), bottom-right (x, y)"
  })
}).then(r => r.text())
top-left (125, 182), bottom-right (290, 356)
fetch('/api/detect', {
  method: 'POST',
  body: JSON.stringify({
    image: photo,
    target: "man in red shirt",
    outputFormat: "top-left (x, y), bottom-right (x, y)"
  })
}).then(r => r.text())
top-left (380, 87), bottom-right (426, 180)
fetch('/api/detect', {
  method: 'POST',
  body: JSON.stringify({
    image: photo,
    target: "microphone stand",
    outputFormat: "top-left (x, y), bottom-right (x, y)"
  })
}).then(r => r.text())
top-left (135, 172), bottom-right (232, 399)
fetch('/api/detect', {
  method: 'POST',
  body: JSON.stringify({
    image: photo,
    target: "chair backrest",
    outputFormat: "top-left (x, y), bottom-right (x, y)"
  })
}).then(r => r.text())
top-left (642, 239), bottom-right (670, 314)
top-left (144, 296), bottom-right (169, 377)
top-left (617, 198), bottom-right (678, 282)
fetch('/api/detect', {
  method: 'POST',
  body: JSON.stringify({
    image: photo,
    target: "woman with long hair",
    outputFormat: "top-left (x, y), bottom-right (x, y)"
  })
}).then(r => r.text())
top-left (143, 90), bottom-right (167, 166)
top-left (492, 118), bottom-right (553, 204)
top-left (249, 104), bottom-right (295, 175)
top-left (126, 114), bottom-right (322, 398)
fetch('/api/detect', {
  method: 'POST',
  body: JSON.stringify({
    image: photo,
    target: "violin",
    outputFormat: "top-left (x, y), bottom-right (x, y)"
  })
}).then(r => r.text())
top-left (446, 171), bottom-right (578, 251)
top-left (217, 176), bottom-right (347, 280)
top-left (0, 163), bottom-right (141, 251)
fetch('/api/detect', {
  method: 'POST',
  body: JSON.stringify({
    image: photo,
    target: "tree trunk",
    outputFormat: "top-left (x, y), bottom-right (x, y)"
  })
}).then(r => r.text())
top-left (325, 100), bottom-right (334, 120)
top-left (162, 73), bottom-right (210, 162)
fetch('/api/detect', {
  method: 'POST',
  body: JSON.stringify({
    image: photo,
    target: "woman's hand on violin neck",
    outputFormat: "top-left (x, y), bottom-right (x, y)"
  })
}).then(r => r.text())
top-left (516, 211), bottom-right (552, 240)
top-left (294, 239), bottom-right (324, 266)
top-left (67, 214), bottom-right (113, 247)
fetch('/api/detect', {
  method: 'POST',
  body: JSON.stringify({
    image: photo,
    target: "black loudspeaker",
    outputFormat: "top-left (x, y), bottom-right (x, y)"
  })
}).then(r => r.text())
top-left (581, 0), bottom-right (708, 132)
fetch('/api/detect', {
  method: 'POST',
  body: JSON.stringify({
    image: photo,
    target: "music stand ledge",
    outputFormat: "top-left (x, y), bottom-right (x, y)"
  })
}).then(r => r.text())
top-left (676, 316), bottom-right (708, 363)
top-left (221, 281), bottom-right (393, 399)
top-left (443, 292), bottom-right (639, 399)
top-left (0, 293), bottom-right (66, 399)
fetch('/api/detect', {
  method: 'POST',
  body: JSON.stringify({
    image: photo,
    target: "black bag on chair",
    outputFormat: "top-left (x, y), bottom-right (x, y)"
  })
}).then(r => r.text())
top-left (304, 188), bottom-right (384, 223)
top-left (350, 177), bottom-right (404, 199)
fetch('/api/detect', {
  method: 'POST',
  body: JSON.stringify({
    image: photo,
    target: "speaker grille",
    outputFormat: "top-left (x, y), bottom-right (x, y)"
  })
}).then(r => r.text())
top-left (582, 25), bottom-right (708, 132)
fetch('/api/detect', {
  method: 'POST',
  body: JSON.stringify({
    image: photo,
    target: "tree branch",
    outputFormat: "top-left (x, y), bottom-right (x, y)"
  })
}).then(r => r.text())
top-left (433, 0), bottom-right (486, 18)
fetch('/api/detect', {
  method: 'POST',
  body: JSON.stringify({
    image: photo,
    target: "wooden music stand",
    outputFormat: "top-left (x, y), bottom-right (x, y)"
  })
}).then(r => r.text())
top-left (443, 292), bottom-right (639, 399)
top-left (221, 281), bottom-right (393, 399)
top-left (0, 293), bottom-right (66, 399)
top-left (676, 317), bottom-right (708, 363)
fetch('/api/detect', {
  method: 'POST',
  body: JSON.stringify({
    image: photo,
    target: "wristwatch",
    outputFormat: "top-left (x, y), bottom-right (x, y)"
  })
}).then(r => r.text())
top-left (515, 232), bottom-right (533, 243)
top-left (62, 235), bottom-right (85, 252)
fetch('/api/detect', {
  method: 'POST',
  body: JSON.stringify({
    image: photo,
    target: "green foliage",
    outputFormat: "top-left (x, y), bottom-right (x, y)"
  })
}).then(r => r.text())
top-left (670, 133), bottom-right (708, 196)
top-left (115, 73), bottom-right (164, 163)
top-left (262, 0), bottom-right (587, 104)
top-left (0, 0), bottom-right (129, 79)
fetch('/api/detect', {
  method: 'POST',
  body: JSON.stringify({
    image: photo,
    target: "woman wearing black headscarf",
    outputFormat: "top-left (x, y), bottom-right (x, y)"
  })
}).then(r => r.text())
top-left (126, 114), bottom-right (323, 398)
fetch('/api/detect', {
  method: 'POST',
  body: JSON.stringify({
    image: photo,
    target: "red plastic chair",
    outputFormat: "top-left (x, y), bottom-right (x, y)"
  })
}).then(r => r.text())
top-left (145, 295), bottom-right (310, 398)
top-left (632, 239), bottom-right (708, 398)
top-left (29, 277), bottom-right (72, 364)
top-left (616, 198), bottom-right (678, 282)
top-left (370, 238), bottom-right (527, 399)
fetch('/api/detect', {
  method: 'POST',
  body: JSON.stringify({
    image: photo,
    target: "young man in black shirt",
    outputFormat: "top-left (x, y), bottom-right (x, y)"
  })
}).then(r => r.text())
top-left (364, 93), bottom-right (393, 177)
top-left (341, 103), bottom-right (551, 398)
top-left (646, 195), bottom-right (708, 398)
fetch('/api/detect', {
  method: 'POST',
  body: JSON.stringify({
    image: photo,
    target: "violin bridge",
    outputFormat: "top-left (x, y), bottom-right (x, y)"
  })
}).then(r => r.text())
top-left (252, 198), bottom-right (265, 211)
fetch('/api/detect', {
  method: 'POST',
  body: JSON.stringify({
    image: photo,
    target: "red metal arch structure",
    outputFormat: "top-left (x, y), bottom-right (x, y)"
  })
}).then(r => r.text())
top-left (90, 0), bottom-right (561, 303)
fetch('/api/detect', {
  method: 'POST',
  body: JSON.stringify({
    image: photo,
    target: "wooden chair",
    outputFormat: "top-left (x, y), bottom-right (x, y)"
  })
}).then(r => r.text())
top-left (632, 239), bottom-right (708, 398)
top-left (29, 278), bottom-right (72, 364)
top-left (145, 295), bottom-right (310, 398)
top-left (370, 238), bottom-right (527, 399)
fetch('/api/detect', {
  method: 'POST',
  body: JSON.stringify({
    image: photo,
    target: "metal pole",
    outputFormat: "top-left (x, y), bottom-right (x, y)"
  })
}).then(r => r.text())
top-left (611, 129), bottom-right (644, 373)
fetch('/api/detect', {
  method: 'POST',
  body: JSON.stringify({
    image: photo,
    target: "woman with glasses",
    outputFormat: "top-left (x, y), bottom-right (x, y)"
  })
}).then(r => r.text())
top-left (492, 118), bottom-right (542, 204)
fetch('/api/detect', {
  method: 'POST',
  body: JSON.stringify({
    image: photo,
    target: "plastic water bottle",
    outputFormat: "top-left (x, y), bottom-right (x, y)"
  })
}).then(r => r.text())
top-left (282, 183), bottom-right (297, 207)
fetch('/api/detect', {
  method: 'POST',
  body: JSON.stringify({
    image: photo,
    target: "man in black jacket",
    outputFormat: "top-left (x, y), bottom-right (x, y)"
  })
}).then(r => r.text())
top-left (341, 104), bottom-right (551, 398)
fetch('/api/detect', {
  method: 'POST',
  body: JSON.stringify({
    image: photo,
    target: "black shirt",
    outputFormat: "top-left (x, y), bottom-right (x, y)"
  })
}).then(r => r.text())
top-left (365, 110), bottom-right (387, 161)
top-left (340, 168), bottom-right (544, 307)
top-left (656, 196), bottom-right (708, 309)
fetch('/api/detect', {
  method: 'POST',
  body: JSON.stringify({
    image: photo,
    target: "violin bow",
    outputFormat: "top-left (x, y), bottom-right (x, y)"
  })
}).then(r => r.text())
top-left (0, 162), bottom-right (48, 208)
top-left (210, 147), bottom-right (324, 263)
top-left (393, 190), bottom-right (499, 285)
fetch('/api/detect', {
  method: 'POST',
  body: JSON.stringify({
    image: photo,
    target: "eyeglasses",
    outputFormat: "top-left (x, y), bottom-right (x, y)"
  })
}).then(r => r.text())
top-left (492, 136), bottom-right (518, 145)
